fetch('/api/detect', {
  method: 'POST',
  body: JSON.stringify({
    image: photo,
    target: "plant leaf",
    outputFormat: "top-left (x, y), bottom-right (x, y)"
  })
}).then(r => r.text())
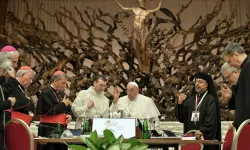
top-left (124, 138), bottom-right (142, 147)
top-left (111, 139), bottom-right (121, 145)
top-left (107, 144), bottom-right (120, 150)
top-left (83, 137), bottom-right (99, 150)
top-left (121, 143), bottom-right (132, 150)
top-left (101, 142), bottom-right (109, 149)
top-left (104, 129), bottom-right (116, 143)
top-left (90, 130), bottom-right (98, 143)
top-left (79, 136), bottom-right (86, 143)
top-left (117, 135), bottom-right (124, 144)
top-left (131, 144), bottom-right (148, 150)
top-left (63, 142), bottom-right (87, 150)
top-left (96, 137), bottom-right (106, 148)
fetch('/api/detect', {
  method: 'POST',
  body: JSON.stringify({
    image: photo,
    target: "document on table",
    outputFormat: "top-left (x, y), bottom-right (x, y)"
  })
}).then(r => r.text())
top-left (151, 137), bottom-right (182, 140)
top-left (181, 137), bottom-right (196, 140)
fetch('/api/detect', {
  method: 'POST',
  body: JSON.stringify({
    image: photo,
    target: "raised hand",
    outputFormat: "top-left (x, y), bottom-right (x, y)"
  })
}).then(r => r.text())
top-left (113, 87), bottom-right (120, 104)
top-left (178, 93), bottom-right (187, 104)
top-left (66, 114), bottom-right (72, 124)
top-left (8, 97), bottom-right (16, 106)
top-left (87, 100), bottom-right (94, 109)
top-left (62, 95), bottom-right (70, 106)
top-left (220, 84), bottom-right (232, 99)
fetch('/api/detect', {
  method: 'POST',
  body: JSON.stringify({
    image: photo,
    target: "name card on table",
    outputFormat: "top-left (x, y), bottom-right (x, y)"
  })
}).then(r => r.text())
top-left (92, 118), bottom-right (136, 139)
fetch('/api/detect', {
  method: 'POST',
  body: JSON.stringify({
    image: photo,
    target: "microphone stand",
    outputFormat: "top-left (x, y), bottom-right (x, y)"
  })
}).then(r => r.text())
top-left (150, 120), bottom-right (160, 137)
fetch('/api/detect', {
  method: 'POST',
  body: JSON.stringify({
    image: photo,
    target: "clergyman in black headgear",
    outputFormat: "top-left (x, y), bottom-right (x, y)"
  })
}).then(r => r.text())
top-left (175, 72), bottom-right (221, 150)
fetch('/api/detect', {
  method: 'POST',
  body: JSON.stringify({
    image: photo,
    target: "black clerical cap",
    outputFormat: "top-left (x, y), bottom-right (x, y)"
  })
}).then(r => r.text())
top-left (193, 72), bottom-right (217, 99)
top-left (194, 72), bottom-right (210, 84)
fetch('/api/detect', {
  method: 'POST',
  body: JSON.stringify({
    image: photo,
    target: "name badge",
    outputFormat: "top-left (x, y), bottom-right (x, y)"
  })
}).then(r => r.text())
top-left (28, 111), bottom-right (34, 116)
top-left (191, 111), bottom-right (199, 123)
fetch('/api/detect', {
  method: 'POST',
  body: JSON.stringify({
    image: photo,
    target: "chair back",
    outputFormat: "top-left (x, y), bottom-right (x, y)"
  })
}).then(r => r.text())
top-left (222, 126), bottom-right (236, 150)
top-left (179, 130), bottom-right (204, 150)
top-left (5, 118), bottom-right (36, 150)
top-left (232, 119), bottom-right (250, 150)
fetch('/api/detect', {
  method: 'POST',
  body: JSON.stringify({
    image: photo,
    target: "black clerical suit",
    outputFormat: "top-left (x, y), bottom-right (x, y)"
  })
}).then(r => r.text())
top-left (0, 77), bottom-right (12, 150)
top-left (5, 77), bottom-right (35, 123)
top-left (233, 56), bottom-right (250, 128)
top-left (36, 86), bottom-right (71, 150)
top-left (175, 92), bottom-right (221, 150)
top-left (228, 85), bottom-right (236, 111)
top-left (175, 72), bottom-right (221, 150)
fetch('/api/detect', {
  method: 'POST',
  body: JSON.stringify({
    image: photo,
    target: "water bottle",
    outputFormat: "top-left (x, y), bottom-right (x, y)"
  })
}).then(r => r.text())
top-left (84, 119), bottom-right (90, 134)
top-left (142, 118), bottom-right (149, 139)
top-left (56, 122), bottom-right (62, 138)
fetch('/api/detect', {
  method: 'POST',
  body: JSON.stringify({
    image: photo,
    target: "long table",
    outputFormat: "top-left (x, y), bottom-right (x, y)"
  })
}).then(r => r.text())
top-left (34, 137), bottom-right (222, 149)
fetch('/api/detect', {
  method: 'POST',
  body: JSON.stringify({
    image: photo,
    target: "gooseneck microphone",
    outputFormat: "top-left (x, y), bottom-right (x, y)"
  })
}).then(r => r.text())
top-left (153, 120), bottom-right (156, 130)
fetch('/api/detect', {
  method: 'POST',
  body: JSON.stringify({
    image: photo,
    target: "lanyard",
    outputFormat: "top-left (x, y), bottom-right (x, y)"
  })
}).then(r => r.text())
top-left (195, 91), bottom-right (208, 110)
top-left (50, 87), bottom-right (62, 102)
top-left (18, 85), bottom-right (26, 95)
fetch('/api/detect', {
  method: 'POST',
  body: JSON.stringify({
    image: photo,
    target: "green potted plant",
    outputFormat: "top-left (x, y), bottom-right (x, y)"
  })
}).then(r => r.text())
top-left (65, 129), bottom-right (148, 150)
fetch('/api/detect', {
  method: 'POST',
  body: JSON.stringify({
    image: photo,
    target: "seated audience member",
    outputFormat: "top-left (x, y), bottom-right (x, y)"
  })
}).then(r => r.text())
top-left (110, 82), bottom-right (162, 134)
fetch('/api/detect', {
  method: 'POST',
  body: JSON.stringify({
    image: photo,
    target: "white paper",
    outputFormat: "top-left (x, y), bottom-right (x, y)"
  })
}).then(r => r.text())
top-left (92, 118), bottom-right (136, 139)
top-left (181, 137), bottom-right (197, 140)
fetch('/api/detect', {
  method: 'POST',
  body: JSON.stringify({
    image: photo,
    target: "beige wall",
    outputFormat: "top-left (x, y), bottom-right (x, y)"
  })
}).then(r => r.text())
top-left (7, 0), bottom-right (250, 40)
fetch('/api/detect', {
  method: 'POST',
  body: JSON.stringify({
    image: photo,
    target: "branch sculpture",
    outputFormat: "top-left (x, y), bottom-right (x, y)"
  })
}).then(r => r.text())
top-left (0, 0), bottom-right (249, 120)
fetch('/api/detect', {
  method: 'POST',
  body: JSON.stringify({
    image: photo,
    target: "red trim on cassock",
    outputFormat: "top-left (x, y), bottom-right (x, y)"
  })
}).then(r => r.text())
top-left (11, 111), bottom-right (33, 126)
top-left (40, 113), bottom-right (67, 125)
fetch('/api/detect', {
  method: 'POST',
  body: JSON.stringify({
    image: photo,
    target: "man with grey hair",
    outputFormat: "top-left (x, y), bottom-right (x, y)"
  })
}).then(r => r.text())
top-left (222, 43), bottom-right (250, 129)
top-left (0, 53), bottom-right (16, 150)
top-left (220, 62), bottom-right (239, 85)
top-left (220, 62), bottom-right (240, 111)
top-left (0, 45), bottom-right (19, 69)
top-left (37, 70), bottom-right (72, 150)
top-left (111, 82), bottom-right (162, 134)
top-left (0, 46), bottom-right (19, 78)
top-left (5, 66), bottom-right (36, 124)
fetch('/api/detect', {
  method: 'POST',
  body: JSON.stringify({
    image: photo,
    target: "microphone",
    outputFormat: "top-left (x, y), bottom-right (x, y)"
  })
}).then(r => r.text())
top-left (153, 121), bottom-right (156, 130)
top-left (150, 120), bottom-right (160, 137)
top-left (163, 130), bottom-right (180, 137)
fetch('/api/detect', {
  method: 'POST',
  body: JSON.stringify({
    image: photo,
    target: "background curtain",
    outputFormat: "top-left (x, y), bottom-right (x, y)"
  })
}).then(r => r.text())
top-left (7, 0), bottom-right (250, 40)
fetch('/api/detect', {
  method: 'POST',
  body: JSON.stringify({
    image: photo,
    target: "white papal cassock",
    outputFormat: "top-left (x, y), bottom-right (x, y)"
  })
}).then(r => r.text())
top-left (110, 94), bottom-right (162, 133)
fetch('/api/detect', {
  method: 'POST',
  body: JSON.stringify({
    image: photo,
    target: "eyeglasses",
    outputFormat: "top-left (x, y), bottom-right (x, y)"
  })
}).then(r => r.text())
top-left (224, 72), bottom-right (234, 80)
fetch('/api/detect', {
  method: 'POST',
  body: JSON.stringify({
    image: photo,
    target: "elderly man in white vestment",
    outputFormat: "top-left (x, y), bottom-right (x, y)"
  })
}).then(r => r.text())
top-left (110, 82), bottom-right (162, 133)
top-left (72, 75), bottom-right (110, 129)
